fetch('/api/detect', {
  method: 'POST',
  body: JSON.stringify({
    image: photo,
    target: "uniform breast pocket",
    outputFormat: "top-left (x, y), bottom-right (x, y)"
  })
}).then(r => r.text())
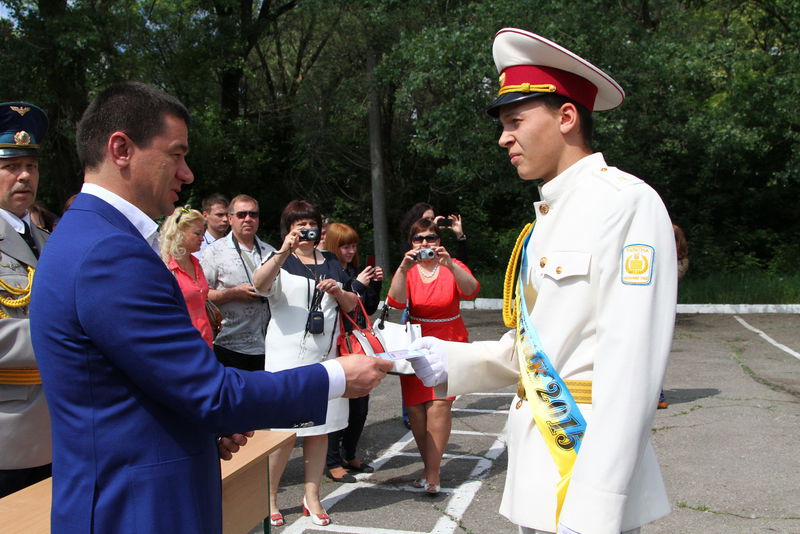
top-left (540, 251), bottom-right (591, 283)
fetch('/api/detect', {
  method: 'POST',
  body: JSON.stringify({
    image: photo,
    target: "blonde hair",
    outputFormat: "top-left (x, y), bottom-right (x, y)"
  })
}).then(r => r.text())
top-left (325, 222), bottom-right (360, 268)
top-left (159, 207), bottom-right (205, 263)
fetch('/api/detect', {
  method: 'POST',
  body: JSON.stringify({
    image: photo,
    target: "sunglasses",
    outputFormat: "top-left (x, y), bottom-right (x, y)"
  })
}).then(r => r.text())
top-left (232, 210), bottom-right (259, 220)
top-left (411, 234), bottom-right (440, 244)
top-left (176, 205), bottom-right (191, 223)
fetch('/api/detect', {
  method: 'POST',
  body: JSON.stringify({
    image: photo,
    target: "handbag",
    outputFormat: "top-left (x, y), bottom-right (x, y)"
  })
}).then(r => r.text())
top-left (373, 301), bottom-right (421, 375)
top-left (205, 299), bottom-right (223, 340)
top-left (337, 298), bottom-right (385, 356)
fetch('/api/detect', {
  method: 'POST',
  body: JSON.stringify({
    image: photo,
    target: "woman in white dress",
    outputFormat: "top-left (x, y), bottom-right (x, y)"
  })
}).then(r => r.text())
top-left (253, 200), bottom-right (357, 527)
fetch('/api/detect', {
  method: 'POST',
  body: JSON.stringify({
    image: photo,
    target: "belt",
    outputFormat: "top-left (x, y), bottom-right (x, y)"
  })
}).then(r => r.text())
top-left (408, 313), bottom-right (461, 323)
top-left (516, 376), bottom-right (592, 405)
top-left (0, 369), bottom-right (42, 385)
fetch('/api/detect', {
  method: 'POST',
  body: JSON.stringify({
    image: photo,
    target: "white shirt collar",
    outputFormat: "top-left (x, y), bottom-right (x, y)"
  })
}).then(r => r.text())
top-left (225, 232), bottom-right (265, 252)
top-left (80, 183), bottom-right (159, 247)
top-left (0, 208), bottom-right (31, 234)
top-left (539, 152), bottom-right (606, 206)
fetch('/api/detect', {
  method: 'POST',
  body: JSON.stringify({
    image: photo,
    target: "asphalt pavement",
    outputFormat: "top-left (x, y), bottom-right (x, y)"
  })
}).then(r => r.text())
top-left (248, 310), bottom-right (800, 534)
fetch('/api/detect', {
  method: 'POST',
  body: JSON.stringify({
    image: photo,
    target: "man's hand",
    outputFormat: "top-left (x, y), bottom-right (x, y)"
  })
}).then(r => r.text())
top-left (337, 355), bottom-right (393, 398)
top-left (408, 337), bottom-right (448, 387)
top-left (230, 283), bottom-right (260, 301)
top-left (217, 431), bottom-right (254, 461)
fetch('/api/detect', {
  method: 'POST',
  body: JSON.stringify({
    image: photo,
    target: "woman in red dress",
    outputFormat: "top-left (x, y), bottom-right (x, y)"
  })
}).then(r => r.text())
top-left (387, 218), bottom-right (479, 494)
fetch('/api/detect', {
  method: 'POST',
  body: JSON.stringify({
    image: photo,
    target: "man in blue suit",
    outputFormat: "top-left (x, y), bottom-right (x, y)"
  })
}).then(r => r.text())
top-left (29, 81), bottom-right (392, 533)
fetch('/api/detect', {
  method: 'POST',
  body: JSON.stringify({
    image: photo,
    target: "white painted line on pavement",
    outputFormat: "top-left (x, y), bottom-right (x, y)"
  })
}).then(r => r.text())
top-left (282, 398), bottom-right (509, 534)
top-left (734, 315), bottom-right (800, 361)
top-left (457, 299), bottom-right (800, 314)
top-left (450, 430), bottom-right (503, 437)
top-left (452, 408), bottom-right (508, 414)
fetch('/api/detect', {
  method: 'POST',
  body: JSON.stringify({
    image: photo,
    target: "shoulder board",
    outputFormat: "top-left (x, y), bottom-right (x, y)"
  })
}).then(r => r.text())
top-left (593, 166), bottom-right (644, 190)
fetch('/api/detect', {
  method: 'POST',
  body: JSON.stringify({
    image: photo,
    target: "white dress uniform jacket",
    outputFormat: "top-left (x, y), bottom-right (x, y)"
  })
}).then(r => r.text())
top-left (0, 213), bottom-right (51, 470)
top-left (440, 153), bottom-right (677, 534)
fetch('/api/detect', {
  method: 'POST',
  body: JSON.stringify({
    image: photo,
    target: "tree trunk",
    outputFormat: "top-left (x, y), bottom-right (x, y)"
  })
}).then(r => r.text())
top-left (367, 51), bottom-right (390, 272)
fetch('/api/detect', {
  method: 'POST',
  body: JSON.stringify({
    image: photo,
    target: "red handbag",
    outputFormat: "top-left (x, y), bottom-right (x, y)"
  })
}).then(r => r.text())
top-left (337, 298), bottom-right (385, 356)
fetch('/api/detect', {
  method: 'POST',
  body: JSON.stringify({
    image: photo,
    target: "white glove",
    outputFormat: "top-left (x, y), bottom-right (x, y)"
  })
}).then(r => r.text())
top-left (408, 336), bottom-right (448, 387)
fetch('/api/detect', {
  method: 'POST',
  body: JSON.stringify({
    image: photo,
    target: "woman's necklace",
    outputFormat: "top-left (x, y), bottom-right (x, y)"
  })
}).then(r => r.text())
top-left (417, 263), bottom-right (439, 278)
top-left (293, 249), bottom-right (320, 279)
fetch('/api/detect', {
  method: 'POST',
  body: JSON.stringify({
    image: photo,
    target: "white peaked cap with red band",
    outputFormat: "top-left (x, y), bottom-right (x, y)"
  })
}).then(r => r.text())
top-left (487, 28), bottom-right (625, 117)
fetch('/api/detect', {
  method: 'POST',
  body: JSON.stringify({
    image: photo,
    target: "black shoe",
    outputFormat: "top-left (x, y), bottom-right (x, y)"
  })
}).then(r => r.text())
top-left (345, 460), bottom-right (374, 473)
top-left (326, 468), bottom-right (357, 483)
top-left (403, 418), bottom-right (411, 430)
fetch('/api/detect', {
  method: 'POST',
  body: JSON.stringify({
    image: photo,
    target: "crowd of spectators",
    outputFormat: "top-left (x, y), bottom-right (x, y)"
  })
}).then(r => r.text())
top-left (13, 153), bottom-right (485, 525)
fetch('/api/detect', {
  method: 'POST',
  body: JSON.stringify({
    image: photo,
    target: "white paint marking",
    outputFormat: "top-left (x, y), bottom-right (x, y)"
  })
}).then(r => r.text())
top-left (452, 408), bottom-right (508, 414)
top-left (279, 397), bottom-right (510, 534)
top-left (734, 315), bottom-right (800, 361)
top-left (458, 298), bottom-right (800, 314)
top-left (463, 392), bottom-right (516, 397)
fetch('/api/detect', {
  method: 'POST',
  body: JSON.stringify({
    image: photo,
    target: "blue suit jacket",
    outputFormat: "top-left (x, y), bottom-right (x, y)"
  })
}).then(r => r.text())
top-left (30, 194), bottom-right (329, 533)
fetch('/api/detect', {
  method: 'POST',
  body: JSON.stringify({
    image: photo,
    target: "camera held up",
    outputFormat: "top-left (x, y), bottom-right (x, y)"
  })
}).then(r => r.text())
top-left (415, 248), bottom-right (436, 261)
top-left (299, 227), bottom-right (320, 242)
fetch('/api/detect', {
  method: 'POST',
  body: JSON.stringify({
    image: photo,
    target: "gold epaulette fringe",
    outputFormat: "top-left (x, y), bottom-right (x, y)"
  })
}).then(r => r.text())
top-left (502, 223), bottom-right (533, 328)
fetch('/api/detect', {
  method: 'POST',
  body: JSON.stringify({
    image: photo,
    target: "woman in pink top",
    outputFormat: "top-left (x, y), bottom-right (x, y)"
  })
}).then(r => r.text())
top-left (160, 207), bottom-right (214, 347)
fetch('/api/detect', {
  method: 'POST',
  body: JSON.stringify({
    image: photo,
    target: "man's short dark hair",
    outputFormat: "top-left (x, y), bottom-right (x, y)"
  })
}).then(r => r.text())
top-left (76, 81), bottom-right (191, 171)
top-left (280, 200), bottom-right (322, 242)
top-left (538, 93), bottom-right (594, 150)
top-left (202, 193), bottom-right (229, 213)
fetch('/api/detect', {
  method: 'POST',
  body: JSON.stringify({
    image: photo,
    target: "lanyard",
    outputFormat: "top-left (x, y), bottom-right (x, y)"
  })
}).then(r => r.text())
top-left (231, 233), bottom-right (262, 286)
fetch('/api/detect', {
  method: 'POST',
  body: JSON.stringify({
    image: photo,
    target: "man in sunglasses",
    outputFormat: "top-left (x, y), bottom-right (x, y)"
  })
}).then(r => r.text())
top-left (202, 194), bottom-right (274, 371)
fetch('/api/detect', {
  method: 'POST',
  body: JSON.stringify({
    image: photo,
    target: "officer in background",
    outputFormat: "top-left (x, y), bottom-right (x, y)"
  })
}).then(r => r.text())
top-left (0, 102), bottom-right (51, 497)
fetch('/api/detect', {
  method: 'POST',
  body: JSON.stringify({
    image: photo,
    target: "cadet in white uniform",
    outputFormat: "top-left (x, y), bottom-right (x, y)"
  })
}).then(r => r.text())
top-left (410, 29), bottom-right (677, 534)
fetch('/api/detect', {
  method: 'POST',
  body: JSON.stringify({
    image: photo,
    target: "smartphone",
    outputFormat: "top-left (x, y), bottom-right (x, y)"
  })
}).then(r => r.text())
top-left (437, 218), bottom-right (453, 228)
top-left (367, 255), bottom-right (376, 267)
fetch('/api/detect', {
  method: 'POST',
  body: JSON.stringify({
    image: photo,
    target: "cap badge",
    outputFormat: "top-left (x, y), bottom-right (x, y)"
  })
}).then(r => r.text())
top-left (498, 72), bottom-right (506, 88)
top-left (13, 131), bottom-right (31, 145)
top-left (10, 106), bottom-right (30, 116)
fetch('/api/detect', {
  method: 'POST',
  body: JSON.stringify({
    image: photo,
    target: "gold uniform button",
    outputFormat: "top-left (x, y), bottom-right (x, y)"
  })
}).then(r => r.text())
top-left (539, 257), bottom-right (547, 268)
top-left (539, 203), bottom-right (550, 215)
top-left (601, 167), bottom-right (608, 171)
top-left (556, 266), bottom-right (563, 275)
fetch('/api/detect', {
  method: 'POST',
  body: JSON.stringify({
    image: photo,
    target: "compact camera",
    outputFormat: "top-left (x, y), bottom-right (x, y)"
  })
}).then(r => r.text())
top-left (436, 218), bottom-right (453, 228)
top-left (299, 227), bottom-right (320, 242)
top-left (415, 248), bottom-right (436, 261)
top-left (306, 310), bottom-right (325, 334)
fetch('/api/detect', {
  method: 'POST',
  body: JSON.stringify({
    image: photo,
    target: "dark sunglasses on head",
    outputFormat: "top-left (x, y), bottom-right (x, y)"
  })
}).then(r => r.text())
top-left (232, 210), bottom-right (259, 220)
top-left (176, 205), bottom-right (190, 223)
top-left (411, 233), bottom-right (440, 244)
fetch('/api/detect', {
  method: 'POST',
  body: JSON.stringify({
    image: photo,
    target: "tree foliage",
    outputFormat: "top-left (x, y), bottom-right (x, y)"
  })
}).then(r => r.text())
top-left (1, 0), bottom-right (797, 276)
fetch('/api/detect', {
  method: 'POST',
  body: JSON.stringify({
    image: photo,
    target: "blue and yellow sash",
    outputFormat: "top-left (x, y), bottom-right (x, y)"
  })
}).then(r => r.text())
top-left (511, 223), bottom-right (587, 523)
